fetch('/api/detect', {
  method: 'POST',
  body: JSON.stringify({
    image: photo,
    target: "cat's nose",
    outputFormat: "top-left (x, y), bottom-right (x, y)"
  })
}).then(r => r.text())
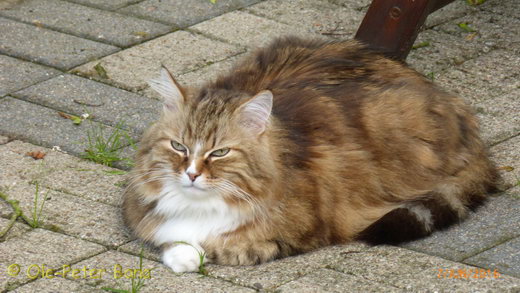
top-left (187, 172), bottom-right (201, 182)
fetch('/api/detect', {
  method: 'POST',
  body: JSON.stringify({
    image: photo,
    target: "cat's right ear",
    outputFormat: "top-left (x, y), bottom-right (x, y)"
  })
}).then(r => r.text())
top-left (148, 66), bottom-right (185, 112)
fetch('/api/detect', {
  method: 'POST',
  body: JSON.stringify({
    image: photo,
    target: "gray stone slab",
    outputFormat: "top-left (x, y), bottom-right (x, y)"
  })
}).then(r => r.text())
top-left (476, 91), bottom-right (520, 146)
top-left (0, 228), bottom-right (105, 291)
top-left (0, 217), bottom-right (31, 241)
top-left (141, 53), bottom-right (243, 100)
top-left (14, 74), bottom-right (161, 135)
top-left (246, 0), bottom-right (363, 38)
top-left (11, 277), bottom-right (98, 293)
top-left (208, 243), bottom-right (370, 290)
top-left (191, 11), bottom-right (320, 49)
top-left (73, 250), bottom-right (255, 292)
top-left (0, 97), bottom-right (136, 158)
top-left (436, 10), bottom-right (520, 54)
top-left (481, 0), bottom-right (520, 19)
top-left (435, 50), bottom-right (520, 106)
top-left (0, 0), bottom-right (171, 48)
top-left (119, 0), bottom-right (260, 27)
top-left (275, 268), bottom-right (402, 293)
top-left (66, 0), bottom-right (141, 11)
top-left (406, 28), bottom-right (485, 75)
top-left (329, 245), bottom-right (520, 292)
top-left (0, 17), bottom-right (119, 70)
top-left (327, 0), bottom-right (371, 11)
top-left (117, 240), bottom-right (160, 262)
top-left (0, 135), bottom-right (8, 145)
top-left (2, 181), bottom-right (130, 247)
top-left (491, 137), bottom-right (520, 191)
top-left (401, 193), bottom-right (520, 262)
top-left (465, 236), bottom-right (520, 278)
top-left (0, 140), bottom-right (127, 206)
top-left (72, 30), bottom-right (243, 92)
top-left (0, 54), bottom-right (59, 97)
top-left (424, 0), bottom-right (476, 28)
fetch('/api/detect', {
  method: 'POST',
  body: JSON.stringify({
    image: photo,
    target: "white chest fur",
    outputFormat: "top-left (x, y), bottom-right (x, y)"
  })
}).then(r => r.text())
top-left (152, 187), bottom-right (247, 246)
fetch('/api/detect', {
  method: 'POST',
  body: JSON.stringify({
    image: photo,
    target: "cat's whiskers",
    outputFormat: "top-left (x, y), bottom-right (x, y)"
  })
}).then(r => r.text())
top-left (208, 178), bottom-right (268, 225)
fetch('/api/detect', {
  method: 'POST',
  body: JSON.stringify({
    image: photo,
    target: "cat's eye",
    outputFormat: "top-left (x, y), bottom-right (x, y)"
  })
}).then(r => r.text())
top-left (210, 148), bottom-right (230, 157)
top-left (171, 141), bottom-right (187, 153)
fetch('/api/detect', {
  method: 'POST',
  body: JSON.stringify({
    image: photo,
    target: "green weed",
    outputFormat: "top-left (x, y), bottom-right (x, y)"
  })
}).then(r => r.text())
top-left (412, 41), bottom-right (430, 50)
top-left (458, 22), bottom-right (476, 33)
top-left (30, 182), bottom-right (50, 228)
top-left (80, 121), bottom-right (135, 168)
top-left (102, 246), bottom-right (149, 293)
top-left (466, 0), bottom-right (487, 6)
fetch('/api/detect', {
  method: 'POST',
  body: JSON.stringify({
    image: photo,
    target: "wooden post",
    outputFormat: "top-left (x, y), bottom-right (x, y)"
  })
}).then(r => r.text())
top-left (355, 0), bottom-right (455, 60)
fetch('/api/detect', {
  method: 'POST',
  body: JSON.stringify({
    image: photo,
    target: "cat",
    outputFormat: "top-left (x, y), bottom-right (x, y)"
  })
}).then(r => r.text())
top-left (122, 36), bottom-right (497, 273)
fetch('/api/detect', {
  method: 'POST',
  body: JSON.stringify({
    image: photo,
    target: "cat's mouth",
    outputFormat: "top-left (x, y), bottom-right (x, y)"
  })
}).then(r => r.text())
top-left (181, 184), bottom-right (206, 192)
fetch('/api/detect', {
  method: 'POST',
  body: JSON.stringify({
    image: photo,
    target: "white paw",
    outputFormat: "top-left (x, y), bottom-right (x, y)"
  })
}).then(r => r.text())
top-left (162, 244), bottom-right (204, 273)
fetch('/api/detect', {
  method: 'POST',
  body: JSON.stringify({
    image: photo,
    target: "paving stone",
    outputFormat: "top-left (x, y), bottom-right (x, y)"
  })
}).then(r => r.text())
top-left (208, 243), bottom-right (370, 290)
top-left (0, 0), bottom-right (23, 10)
top-left (73, 250), bottom-right (255, 292)
top-left (0, 97), bottom-right (136, 157)
top-left (401, 193), bottom-right (520, 262)
top-left (476, 91), bottom-right (520, 146)
top-left (191, 11), bottom-right (320, 49)
top-left (424, 0), bottom-right (476, 28)
top-left (0, 218), bottom-right (31, 241)
top-left (119, 0), bottom-right (260, 27)
top-left (406, 28), bottom-right (485, 75)
top-left (117, 240), bottom-right (160, 262)
top-left (0, 54), bottom-right (59, 97)
top-left (481, 0), bottom-right (520, 19)
top-left (327, 0), bottom-right (371, 11)
top-left (0, 17), bottom-right (119, 70)
top-left (491, 137), bottom-right (520, 191)
top-left (0, 135), bottom-right (9, 145)
top-left (246, 0), bottom-right (363, 39)
top-left (1, 181), bottom-right (130, 247)
top-left (0, 229), bottom-right (105, 291)
top-left (0, 0), bottom-right (171, 48)
top-left (436, 10), bottom-right (520, 54)
top-left (141, 53), bottom-right (243, 100)
top-left (66, 0), bottom-right (141, 11)
top-left (465, 236), bottom-right (520, 278)
top-left (13, 74), bottom-right (162, 135)
top-left (275, 268), bottom-right (402, 293)
top-left (437, 50), bottom-right (520, 106)
top-left (329, 245), bottom-right (520, 292)
top-left (72, 30), bottom-right (243, 92)
top-left (11, 277), bottom-right (98, 293)
top-left (0, 140), bottom-right (127, 206)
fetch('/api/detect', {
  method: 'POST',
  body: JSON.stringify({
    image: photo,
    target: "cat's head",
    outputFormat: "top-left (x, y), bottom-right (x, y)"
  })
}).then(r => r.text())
top-left (135, 66), bottom-right (276, 208)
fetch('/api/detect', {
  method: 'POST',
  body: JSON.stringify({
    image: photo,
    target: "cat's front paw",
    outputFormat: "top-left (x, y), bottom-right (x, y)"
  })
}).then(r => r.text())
top-left (162, 244), bottom-right (204, 273)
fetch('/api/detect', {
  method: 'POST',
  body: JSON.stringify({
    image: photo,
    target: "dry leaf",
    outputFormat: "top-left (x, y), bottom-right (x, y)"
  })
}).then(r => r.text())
top-left (58, 111), bottom-right (72, 119)
top-left (26, 151), bottom-right (46, 160)
top-left (498, 166), bottom-right (514, 172)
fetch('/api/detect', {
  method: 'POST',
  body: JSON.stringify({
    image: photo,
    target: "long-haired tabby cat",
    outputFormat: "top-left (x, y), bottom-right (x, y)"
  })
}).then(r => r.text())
top-left (122, 36), bottom-right (497, 273)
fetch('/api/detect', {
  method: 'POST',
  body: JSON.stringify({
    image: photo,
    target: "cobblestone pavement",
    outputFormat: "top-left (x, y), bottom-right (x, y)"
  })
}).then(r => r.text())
top-left (1, 0), bottom-right (519, 292)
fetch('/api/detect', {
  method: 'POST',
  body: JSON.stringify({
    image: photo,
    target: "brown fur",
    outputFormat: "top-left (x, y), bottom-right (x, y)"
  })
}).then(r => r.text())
top-left (122, 37), bottom-right (497, 267)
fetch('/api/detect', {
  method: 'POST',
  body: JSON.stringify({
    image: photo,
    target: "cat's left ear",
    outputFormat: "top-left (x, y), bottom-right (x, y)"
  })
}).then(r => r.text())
top-left (237, 90), bottom-right (273, 136)
top-left (148, 66), bottom-right (185, 112)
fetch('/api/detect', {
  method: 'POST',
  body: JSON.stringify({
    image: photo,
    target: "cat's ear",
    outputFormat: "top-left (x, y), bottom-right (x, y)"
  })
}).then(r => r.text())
top-left (148, 66), bottom-right (185, 112)
top-left (237, 90), bottom-right (273, 136)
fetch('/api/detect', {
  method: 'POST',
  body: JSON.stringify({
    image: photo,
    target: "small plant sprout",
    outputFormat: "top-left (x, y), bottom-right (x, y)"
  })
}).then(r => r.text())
top-left (173, 241), bottom-right (208, 275)
top-left (102, 246), bottom-right (150, 293)
top-left (30, 182), bottom-right (50, 228)
top-left (81, 121), bottom-right (135, 167)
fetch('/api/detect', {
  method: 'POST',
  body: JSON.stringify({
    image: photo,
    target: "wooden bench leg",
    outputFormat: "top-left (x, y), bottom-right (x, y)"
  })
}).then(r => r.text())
top-left (355, 0), bottom-right (455, 60)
